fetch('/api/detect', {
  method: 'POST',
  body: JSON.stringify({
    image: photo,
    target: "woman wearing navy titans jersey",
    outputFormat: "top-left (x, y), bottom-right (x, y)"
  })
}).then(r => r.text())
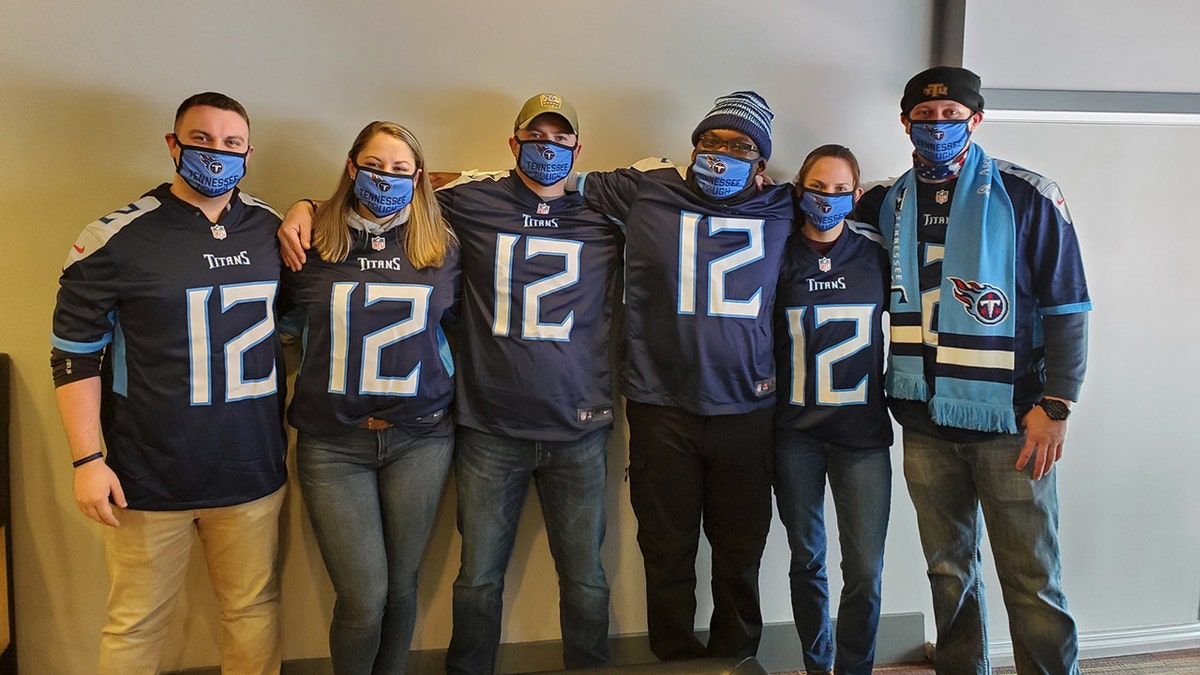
top-left (773, 145), bottom-right (892, 675)
top-left (282, 121), bottom-right (459, 675)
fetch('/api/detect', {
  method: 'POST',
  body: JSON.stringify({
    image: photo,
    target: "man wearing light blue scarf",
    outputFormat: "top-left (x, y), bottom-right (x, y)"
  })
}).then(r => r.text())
top-left (855, 66), bottom-right (1091, 675)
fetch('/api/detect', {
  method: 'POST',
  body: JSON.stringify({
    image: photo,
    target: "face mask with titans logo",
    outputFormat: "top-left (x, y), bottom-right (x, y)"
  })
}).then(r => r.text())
top-left (516, 139), bottom-right (576, 186)
top-left (908, 119), bottom-right (971, 164)
top-left (353, 165), bottom-right (415, 218)
top-left (691, 152), bottom-right (754, 200)
top-left (174, 142), bottom-right (247, 197)
top-left (798, 188), bottom-right (855, 231)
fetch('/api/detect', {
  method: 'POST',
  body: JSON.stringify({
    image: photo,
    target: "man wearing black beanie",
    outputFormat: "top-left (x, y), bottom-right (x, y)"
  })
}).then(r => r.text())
top-left (855, 66), bottom-right (1092, 675)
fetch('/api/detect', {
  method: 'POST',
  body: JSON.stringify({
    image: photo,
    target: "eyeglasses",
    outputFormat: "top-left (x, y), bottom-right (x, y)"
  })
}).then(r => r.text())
top-left (696, 133), bottom-right (760, 159)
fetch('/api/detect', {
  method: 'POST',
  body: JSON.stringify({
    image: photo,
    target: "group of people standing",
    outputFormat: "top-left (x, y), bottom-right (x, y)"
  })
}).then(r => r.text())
top-left (51, 65), bottom-right (1090, 675)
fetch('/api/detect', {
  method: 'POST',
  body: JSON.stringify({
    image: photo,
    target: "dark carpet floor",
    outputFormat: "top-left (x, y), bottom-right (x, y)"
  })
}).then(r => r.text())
top-left (776, 647), bottom-right (1200, 674)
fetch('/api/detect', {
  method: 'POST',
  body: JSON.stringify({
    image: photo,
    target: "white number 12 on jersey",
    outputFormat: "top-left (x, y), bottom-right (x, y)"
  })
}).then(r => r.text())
top-left (678, 212), bottom-right (765, 318)
top-left (785, 304), bottom-right (875, 406)
top-left (493, 233), bottom-right (583, 341)
top-left (186, 282), bottom-right (278, 406)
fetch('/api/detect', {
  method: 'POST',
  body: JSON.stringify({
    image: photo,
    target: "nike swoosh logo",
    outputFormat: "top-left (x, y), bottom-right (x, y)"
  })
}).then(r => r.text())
top-left (73, 244), bottom-right (85, 253)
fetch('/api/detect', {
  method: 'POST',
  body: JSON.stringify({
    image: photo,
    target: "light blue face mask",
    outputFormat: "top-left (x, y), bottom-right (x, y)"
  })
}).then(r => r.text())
top-left (353, 165), bottom-right (415, 218)
top-left (908, 119), bottom-right (971, 163)
top-left (691, 152), bottom-right (754, 200)
top-left (798, 189), bottom-right (855, 231)
top-left (516, 139), bottom-right (575, 186)
top-left (175, 142), bottom-right (247, 197)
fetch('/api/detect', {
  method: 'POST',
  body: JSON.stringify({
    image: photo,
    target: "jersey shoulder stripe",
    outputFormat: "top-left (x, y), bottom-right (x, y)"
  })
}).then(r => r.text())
top-left (630, 156), bottom-right (683, 177)
top-left (845, 218), bottom-right (886, 248)
top-left (995, 159), bottom-right (1072, 224)
top-left (64, 196), bottom-right (162, 269)
top-left (237, 191), bottom-right (281, 218)
top-left (441, 169), bottom-right (512, 191)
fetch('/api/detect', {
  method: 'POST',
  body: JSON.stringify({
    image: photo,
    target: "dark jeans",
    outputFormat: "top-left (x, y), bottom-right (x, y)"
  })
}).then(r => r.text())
top-left (446, 426), bottom-right (611, 675)
top-left (625, 400), bottom-right (774, 661)
top-left (774, 429), bottom-right (892, 675)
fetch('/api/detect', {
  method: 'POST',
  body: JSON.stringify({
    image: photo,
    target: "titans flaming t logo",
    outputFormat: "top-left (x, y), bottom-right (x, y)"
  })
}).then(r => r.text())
top-left (706, 155), bottom-right (726, 174)
top-left (199, 153), bottom-right (224, 175)
top-left (369, 172), bottom-right (392, 192)
top-left (931, 127), bottom-right (945, 141)
top-left (817, 197), bottom-right (832, 214)
top-left (948, 277), bottom-right (1009, 325)
top-left (536, 144), bottom-right (556, 161)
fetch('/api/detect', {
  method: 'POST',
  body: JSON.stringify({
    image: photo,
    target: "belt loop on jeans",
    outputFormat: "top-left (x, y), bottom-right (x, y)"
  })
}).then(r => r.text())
top-left (359, 416), bottom-right (393, 430)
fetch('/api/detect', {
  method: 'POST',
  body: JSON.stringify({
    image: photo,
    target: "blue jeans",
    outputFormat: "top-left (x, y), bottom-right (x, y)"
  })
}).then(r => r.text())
top-left (298, 428), bottom-right (453, 675)
top-left (902, 428), bottom-right (1079, 675)
top-left (773, 430), bottom-right (891, 675)
top-left (446, 426), bottom-right (611, 674)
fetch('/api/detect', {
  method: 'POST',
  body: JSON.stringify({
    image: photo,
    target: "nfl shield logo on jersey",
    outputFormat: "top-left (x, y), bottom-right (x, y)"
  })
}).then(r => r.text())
top-left (818, 257), bottom-right (832, 272)
top-left (935, 189), bottom-right (949, 204)
top-left (371, 235), bottom-right (386, 251)
top-left (537, 202), bottom-right (550, 215)
top-left (210, 224), bottom-right (227, 240)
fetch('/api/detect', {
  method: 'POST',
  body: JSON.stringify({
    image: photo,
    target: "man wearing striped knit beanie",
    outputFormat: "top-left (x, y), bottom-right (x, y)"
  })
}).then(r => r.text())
top-left (575, 90), bottom-right (795, 662)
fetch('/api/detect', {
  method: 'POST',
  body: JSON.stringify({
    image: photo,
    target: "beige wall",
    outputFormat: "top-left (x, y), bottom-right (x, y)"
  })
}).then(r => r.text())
top-left (0, 3), bottom-right (932, 670)
top-left (7, 2), bottom-right (1198, 674)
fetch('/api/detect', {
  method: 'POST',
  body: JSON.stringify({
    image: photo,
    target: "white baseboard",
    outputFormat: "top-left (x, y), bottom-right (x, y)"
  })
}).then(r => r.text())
top-left (987, 622), bottom-right (1200, 667)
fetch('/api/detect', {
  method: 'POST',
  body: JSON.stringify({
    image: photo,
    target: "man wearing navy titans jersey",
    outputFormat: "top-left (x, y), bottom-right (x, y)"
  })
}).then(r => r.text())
top-left (855, 67), bottom-right (1091, 675)
top-left (51, 93), bottom-right (287, 675)
top-left (577, 92), bottom-right (793, 661)
top-left (279, 93), bottom-right (621, 674)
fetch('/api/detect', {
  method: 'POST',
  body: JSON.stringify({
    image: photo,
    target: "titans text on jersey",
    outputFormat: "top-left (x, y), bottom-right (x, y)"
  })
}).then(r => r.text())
top-left (51, 185), bottom-right (287, 510)
top-left (579, 164), bottom-right (794, 414)
top-left (856, 157), bottom-right (1090, 439)
top-left (773, 222), bottom-right (893, 449)
top-left (282, 227), bottom-right (461, 437)
top-left (437, 172), bottom-right (622, 441)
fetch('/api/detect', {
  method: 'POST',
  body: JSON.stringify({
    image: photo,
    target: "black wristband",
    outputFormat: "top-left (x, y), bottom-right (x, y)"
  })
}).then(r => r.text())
top-left (301, 199), bottom-right (318, 213)
top-left (72, 452), bottom-right (104, 468)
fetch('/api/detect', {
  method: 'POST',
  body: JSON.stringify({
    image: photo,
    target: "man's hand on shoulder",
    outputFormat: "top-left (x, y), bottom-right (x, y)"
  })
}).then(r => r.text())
top-left (278, 200), bottom-right (317, 272)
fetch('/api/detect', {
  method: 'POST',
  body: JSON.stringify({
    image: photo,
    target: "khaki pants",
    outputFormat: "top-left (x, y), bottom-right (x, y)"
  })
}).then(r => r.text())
top-left (99, 486), bottom-right (285, 675)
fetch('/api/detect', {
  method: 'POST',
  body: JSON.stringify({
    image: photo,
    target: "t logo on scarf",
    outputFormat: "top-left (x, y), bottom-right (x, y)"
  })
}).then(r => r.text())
top-left (948, 277), bottom-right (1010, 325)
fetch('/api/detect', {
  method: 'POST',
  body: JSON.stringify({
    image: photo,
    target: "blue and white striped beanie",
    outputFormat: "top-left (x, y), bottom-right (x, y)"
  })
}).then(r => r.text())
top-left (691, 91), bottom-right (774, 160)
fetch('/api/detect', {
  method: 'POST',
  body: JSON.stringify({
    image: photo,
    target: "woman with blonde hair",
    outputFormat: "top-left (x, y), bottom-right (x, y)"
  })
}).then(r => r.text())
top-left (283, 120), bottom-right (459, 674)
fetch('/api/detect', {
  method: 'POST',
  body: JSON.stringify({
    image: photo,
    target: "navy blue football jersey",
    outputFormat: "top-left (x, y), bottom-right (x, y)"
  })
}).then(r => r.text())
top-left (283, 220), bottom-right (461, 437)
top-left (51, 185), bottom-right (287, 510)
top-left (438, 174), bottom-right (622, 441)
top-left (580, 163), bottom-right (794, 415)
top-left (773, 223), bottom-right (893, 449)
top-left (856, 154), bottom-right (1091, 437)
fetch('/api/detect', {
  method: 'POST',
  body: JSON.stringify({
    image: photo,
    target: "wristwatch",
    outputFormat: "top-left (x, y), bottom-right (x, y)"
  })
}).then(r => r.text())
top-left (1037, 398), bottom-right (1071, 421)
